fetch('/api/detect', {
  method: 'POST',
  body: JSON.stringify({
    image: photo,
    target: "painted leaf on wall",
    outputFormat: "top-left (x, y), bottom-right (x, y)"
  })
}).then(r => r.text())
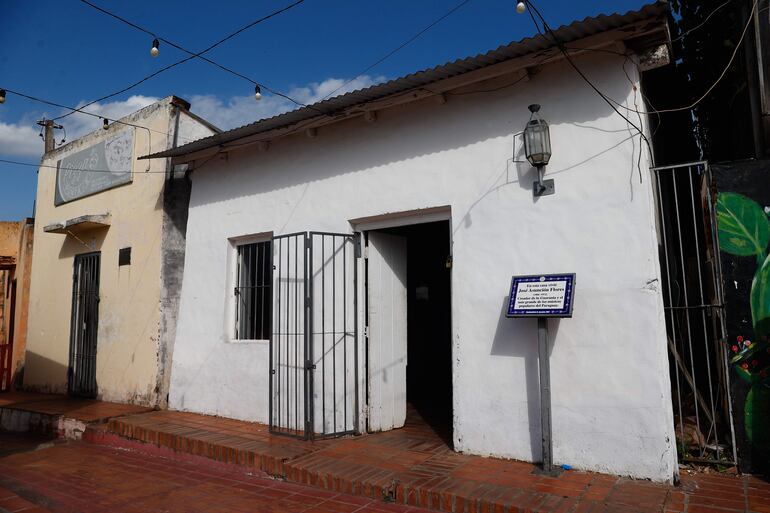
top-left (745, 384), bottom-right (770, 449)
top-left (716, 192), bottom-right (770, 258)
top-left (751, 253), bottom-right (770, 337)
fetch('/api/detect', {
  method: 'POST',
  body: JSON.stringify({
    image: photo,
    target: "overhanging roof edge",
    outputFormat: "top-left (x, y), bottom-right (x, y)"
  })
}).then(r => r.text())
top-left (140, 1), bottom-right (668, 161)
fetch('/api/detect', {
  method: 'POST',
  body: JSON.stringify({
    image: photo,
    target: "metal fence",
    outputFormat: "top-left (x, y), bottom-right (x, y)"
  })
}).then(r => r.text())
top-left (652, 161), bottom-right (737, 465)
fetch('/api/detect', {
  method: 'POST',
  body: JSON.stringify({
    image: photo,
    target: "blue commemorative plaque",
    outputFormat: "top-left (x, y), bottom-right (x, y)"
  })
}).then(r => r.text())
top-left (506, 273), bottom-right (575, 318)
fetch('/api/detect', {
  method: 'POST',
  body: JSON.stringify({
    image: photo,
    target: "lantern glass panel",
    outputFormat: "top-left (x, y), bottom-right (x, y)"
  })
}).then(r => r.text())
top-left (524, 118), bottom-right (551, 167)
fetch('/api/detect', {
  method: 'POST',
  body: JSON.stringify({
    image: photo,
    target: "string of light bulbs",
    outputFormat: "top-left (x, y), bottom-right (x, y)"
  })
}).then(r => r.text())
top-left (56, 0), bottom-right (316, 122)
top-left (0, 87), bottom-right (189, 144)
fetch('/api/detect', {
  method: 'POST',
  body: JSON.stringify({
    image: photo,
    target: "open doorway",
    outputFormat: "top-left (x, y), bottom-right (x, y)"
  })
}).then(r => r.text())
top-left (365, 220), bottom-right (453, 445)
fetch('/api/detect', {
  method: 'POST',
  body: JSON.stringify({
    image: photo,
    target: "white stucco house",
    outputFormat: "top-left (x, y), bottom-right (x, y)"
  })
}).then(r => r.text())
top-left (145, 3), bottom-right (678, 481)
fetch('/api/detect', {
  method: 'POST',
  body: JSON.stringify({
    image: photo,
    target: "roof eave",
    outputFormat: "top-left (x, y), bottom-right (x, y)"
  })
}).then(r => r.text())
top-left (141, 2), bottom-right (669, 162)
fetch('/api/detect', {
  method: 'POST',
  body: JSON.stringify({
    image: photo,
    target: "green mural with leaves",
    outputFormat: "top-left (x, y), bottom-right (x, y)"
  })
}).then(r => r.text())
top-left (716, 192), bottom-right (770, 450)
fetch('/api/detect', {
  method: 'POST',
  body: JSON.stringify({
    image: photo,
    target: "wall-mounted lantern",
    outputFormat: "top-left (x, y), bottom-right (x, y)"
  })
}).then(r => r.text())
top-left (523, 104), bottom-right (554, 197)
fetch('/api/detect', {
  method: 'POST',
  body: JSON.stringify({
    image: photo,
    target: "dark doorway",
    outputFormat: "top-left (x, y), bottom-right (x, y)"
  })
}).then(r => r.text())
top-left (1, 278), bottom-right (17, 391)
top-left (68, 252), bottom-right (100, 398)
top-left (381, 220), bottom-right (453, 445)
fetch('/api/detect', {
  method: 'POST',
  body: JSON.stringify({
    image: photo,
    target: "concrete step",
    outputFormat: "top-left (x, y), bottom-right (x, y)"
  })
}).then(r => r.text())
top-left (0, 392), bottom-right (154, 440)
top-left (0, 407), bottom-right (88, 439)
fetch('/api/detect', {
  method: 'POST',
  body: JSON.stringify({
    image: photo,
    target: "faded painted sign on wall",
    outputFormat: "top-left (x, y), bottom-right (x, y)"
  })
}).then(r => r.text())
top-left (55, 130), bottom-right (134, 205)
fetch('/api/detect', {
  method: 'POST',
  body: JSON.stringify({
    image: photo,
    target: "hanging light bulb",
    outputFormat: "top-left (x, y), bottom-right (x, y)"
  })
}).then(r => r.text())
top-left (103, 118), bottom-right (109, 130)
top-left (150, 38), bottom-right (160, 57)
top-left (254, 85), bottom-right (262, 101)
top-left (0, 89), bottom-right (6, 104)
top-left (516, 1), bottom-right (526, 13)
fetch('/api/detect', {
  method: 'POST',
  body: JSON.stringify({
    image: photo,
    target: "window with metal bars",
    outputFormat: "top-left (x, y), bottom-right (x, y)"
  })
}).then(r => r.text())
top-left (234, 240), bottom-right (272, 340)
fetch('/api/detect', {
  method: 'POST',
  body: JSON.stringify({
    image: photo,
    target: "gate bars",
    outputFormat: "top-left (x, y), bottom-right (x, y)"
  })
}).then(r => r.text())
top-left (269, 232), bottom-right (358, 439)
top-left (68, 252), bottom-right (100, 398)
top-left (651, 161), bottom-right (737, 465)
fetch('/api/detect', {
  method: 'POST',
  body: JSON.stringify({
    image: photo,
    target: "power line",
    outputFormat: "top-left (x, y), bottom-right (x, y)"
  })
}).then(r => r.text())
top-left (610, 0), bottom-right (759, 117)
top-left (55, 0), bottom-right (312, 122)
top-left (0, 158), bottom-right (166, 174)
top-left (552, 1), bottom-right (760, 121)
top-left (0, 156), bottom-right (221, 175)
top-left (524, 1), bottom-right (652, 154)
top-left (321, 0), bottom-right (472, 101)
top-left (671, 0), bottom-right (734, 43)
top-left (76, 0), bottom-right (314, 111)
top-left (1, 88), bottom-right (186, 142)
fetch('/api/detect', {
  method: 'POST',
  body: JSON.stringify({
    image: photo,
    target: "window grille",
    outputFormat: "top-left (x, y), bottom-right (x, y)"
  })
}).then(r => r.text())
top-left (235, 240), bottom-right (272, 340)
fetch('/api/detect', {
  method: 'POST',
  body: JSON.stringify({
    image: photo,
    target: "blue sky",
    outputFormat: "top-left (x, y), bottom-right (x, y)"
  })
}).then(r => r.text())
top-left (0, 0), bottom-right (646, 219)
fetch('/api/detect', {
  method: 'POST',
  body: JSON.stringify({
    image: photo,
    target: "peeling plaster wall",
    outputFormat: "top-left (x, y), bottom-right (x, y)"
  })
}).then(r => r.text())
top-left (169, 54), bottom-right (677, 481)
top-left (10, 219), bottom-right (34, 388)
top-left (0, 219), bottom-right (33, 390)
top-left (156, 111), bottom-right (217, 407)
top-left (24, 100), bottom-right (212, 406)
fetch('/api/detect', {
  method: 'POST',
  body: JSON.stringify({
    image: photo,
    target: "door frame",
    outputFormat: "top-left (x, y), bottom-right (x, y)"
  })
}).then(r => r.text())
top-left (350, 207), bottom-right (454, 436)
top-left (1, 278), bottom-right (17, 391)
top-left (68, 251), bottom-right (101, 398)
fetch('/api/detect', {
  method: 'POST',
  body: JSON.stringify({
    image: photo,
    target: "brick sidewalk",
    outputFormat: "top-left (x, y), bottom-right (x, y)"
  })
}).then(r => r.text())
top-left (0, 434), bottom-right (434, 513)
top-left (88, 407), bottom-right (770, 513)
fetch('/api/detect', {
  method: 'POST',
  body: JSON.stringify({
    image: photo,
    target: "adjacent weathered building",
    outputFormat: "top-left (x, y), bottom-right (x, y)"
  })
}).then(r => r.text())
top-left (24, 96), bottom-right (218, 406)
top-left (0, 219), bottom-right (34, 391)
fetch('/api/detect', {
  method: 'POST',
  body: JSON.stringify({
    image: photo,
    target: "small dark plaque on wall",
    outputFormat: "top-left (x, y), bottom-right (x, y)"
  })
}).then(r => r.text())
top-left (119, 247), bottom-right (131, 266)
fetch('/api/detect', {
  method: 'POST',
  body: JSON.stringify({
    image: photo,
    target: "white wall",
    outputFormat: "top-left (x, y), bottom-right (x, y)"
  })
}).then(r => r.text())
top-left (169, 54), bottom-right (677, 481)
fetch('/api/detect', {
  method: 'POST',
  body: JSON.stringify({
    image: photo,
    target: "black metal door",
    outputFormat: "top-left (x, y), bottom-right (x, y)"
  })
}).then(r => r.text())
top-left (68, 252), bottom-right (100, 398)
top-left (269, 232), bottom-right (358, 439)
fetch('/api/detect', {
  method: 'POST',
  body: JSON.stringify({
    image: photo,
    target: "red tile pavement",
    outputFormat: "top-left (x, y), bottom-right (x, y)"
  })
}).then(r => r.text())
top-left (86, 406), bottom-right (770, 513)
top-left (0, 433), bottom-right (434, 513)
top-left (0, 392), bottom-right (152, 423)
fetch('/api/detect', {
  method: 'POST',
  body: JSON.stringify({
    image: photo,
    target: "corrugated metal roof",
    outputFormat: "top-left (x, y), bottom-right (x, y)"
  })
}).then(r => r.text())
top-left (143, 2), bottom-right (667, 160)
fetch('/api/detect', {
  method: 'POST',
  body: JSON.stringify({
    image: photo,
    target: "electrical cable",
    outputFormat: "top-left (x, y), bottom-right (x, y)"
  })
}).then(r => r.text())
top-left (444, 73), bottom-right (530, 96)
top-left (0, 158), bottom-right (164, 174)
top-left (1, 88), bottom-right (187, 141)
top-left (671, 0), bottom-right (734, 43)
top-left (320, 0), bottom-right (472, 101)
top-left (524, 1), bottom-right (651, 150)
top-left (0, 155), bottom-right (219, 175)
top-left (77, 0), bottom-right (315, 111)
top-left (607, 0), bottom-right (759, 117)
top-left (56, 0), bottom-right (312, 122)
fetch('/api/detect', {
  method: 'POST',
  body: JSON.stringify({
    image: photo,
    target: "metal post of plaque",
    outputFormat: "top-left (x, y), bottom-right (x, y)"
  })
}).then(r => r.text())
top-left (506, 274), bottom-right (575, 476)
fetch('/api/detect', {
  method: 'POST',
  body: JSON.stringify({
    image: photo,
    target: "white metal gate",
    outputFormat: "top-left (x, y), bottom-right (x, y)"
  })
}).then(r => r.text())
top-left (269, 231), bottom-right (359, 439)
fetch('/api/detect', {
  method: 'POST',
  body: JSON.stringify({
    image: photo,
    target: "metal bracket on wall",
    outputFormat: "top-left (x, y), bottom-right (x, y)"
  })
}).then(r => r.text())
top-left (533, 179), bottom-right (555, 197)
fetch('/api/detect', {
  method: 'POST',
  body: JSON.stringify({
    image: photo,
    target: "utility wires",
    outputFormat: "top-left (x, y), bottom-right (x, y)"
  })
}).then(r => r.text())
top-left (54, 0), bottom-right (312, 122)
top-left (321, 0), bottom-right (472, 101)
top-left (524, 1), bottom-right (650, 148)
top-left (1, 88), bottom-right (185, 141)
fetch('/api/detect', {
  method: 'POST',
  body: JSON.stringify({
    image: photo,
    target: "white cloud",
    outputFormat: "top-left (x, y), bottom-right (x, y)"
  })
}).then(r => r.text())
top-left (62, 95), bottom-right (161, 140)
top-left (0, 76), bottom-right (385, 158)
top-left (0, 122), bottom-right (45, 157)
top-left (0, 95), bottom-right (161, 158)
top-left (189, 75), bottom-right (385, 130)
